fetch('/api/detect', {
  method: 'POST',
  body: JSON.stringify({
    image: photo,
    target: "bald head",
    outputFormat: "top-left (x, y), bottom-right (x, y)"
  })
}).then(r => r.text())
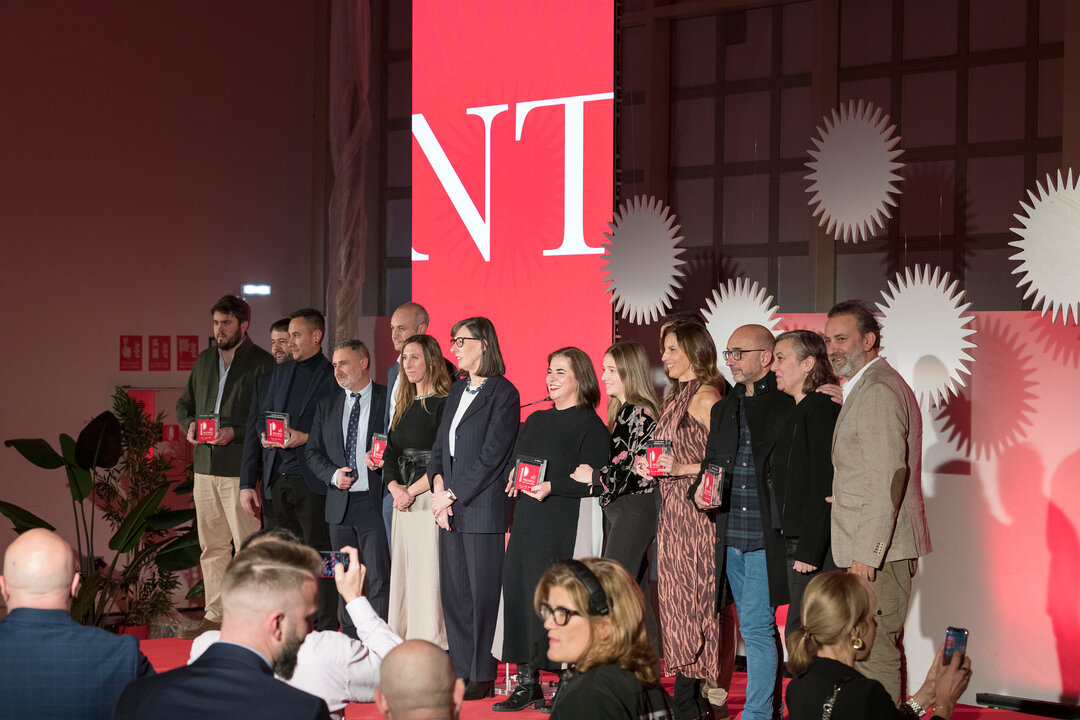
top-left (376, 640), bottom-right (461, 720)
top-left (390, 303), bottom-right (430, 353)
top-left (725, 324), bottom-right (777, 390)
top-left (1, 529), bottom-right (78, 611)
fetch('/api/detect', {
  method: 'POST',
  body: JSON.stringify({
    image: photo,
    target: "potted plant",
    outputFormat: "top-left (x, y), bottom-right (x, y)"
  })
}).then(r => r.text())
top-left (2, 387), bottom-right (201, 630)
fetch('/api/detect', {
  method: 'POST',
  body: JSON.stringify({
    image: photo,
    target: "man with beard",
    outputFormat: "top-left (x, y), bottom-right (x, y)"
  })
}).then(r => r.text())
top-left (113, 540), bottom-right (331, 720)
top-left (177, 294), bottom-right (275, 638)
top-left (823, 299), bottom-right (932, 703)
top-left (306, 340), bottom-right (390, 626)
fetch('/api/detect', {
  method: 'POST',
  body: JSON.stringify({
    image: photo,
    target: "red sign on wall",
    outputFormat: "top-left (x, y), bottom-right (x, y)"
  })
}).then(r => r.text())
top-left (149, 335), bottom-right (171, 371)
top-left (119, 336), bottom-right (143, 371)
top-left (177, 335), bottom-right (199, 371)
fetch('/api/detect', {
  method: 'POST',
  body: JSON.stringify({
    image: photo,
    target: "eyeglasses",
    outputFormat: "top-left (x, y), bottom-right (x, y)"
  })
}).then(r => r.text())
top-left (538, 602), bottom-right (580, 626)
top-left (722, 348), bottom-right (767, 362)
top-left (449, 336), bottom-right (480, 348)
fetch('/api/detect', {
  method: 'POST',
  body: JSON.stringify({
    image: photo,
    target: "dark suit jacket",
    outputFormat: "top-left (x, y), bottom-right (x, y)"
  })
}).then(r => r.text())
top-left (426, 375), bottom-right (519, 534)
top-left (306, 382), bottom-right (388, 525)
top-left (0, 608), bottom-right (153, 720)
top-left (240, 353), bottom-right (337, 496)
top-left (689, 371), bottom-right (793, 609)
top-left (245, 370), bottom-right (274, 498)
top-left (113, 642), bottom-right (329, 720)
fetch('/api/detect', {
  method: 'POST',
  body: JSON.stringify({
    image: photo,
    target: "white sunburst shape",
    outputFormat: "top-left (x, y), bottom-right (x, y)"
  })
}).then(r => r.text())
top-left (877, 265), bottom-right (976, 409)
top-left (805, 99), bottom-right (905, 244)
top-left (1009, 168), bottom-right (1080, 325)
top-left (601, 195), bottom-right (687, 325)
top-left (702, 278), bottom-right (781, 387)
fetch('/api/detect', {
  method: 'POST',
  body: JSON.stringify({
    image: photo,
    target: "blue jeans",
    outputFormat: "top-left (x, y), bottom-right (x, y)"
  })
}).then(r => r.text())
top-left (726, 547), bottom-right (781, 720)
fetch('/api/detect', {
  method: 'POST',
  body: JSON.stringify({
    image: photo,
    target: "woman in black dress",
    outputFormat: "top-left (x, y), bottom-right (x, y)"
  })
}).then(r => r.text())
top-left (493, 347), bottom-right (610, 712)
top-left (379, 334), bottom-right (451, 647)
top-left (537, 557), bottom-right (671, 719)
top-left (786, 571), bottom-right (972, 720)
top-left (769, 329), bottom-right (841, 641)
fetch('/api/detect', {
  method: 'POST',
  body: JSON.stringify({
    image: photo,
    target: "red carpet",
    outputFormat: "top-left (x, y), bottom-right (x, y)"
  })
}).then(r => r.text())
top-left (140, 638), bottom-right (1044, 719)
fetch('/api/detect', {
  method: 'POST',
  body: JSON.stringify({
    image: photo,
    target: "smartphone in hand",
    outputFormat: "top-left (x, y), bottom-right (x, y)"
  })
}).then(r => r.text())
top-left (318, 551), bottom-right (350, 579)
top-left (943, 626), bottom-right (968, 665)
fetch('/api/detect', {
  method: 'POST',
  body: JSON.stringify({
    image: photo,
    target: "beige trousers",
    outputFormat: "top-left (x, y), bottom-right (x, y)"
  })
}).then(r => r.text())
top-left (193, 473), bottom-right (261, 621)
top-left (857, 558), bottom-right (917, 703)
top-left (388, 492), bottom-right (448, 649)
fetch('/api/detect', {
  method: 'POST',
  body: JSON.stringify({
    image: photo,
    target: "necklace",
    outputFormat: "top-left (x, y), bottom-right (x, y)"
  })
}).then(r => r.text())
top-left (463, 378), bottom-right (487, 396)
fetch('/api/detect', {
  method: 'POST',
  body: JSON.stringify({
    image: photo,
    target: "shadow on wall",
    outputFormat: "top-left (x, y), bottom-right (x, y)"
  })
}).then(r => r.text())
top-left (1046, 449), bottom-right (1080, 704)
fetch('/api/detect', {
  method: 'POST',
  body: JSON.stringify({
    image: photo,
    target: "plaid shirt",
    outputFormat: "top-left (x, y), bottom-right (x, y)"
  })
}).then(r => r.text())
top-left (724, 391), bottom-right (765, 552)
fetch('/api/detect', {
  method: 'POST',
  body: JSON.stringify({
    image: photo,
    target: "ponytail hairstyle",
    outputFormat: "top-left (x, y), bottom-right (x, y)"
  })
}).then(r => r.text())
top-left (786, 571), bottom-right (875, 677)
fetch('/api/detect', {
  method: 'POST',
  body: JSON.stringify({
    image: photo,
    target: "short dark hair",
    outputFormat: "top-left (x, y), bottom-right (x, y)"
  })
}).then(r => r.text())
top-left (289, 308), bottom-right (326, 336)
top-left (240, 526), bottom-right (303, 551)
top-left (827, 300), bottom-right (882, 351)
top-left (548, 347), bottom-right (601, 409)
top-left (451, 316), bottom-right (506, 377)
top-left (774, 330), bottom-right (838, 394)
top-left (270, 318), bottom-right (291, 334)
top-left (211, 295), bottom-right (251, 325)
top-left (660, 311), bottom-right (705, 329)
top-left (332, 339), bottom-right (370, 362)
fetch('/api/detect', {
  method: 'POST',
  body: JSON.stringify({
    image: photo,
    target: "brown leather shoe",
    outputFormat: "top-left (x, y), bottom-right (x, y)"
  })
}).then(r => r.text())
top-left (179, 618), bottom-right (221, 639)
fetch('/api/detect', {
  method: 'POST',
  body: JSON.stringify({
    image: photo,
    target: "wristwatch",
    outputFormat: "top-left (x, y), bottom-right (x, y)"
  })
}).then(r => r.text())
top-left (445, 489), bottom-right (456, 501)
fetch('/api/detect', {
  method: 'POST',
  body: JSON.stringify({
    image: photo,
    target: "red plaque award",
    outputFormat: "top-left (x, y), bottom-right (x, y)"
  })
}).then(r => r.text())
top-left (196, 414), bottom-right (218, 443)
top-left (646, 440), bottom-right (672, 477)
top-left (370, 433), bottom-right (388, 464)
top-left (513, 455), bottom-right (548, 491)
top-left (700, 464), bottom-right (723, 508)
top-left (265, 413), bottom-right (289, 445)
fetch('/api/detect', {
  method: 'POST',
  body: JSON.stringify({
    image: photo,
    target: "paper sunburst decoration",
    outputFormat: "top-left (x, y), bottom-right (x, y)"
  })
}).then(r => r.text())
top-left (1009, 168), bottom-right (1080, 325)
top-left (702, 278), bottom-right (781, 387)
top-left (877, 265), bottom-right (976, 408)
top-left (805, 100), bottom-right (905, 244)
top-left (601, 195), bottom-right (686, 324)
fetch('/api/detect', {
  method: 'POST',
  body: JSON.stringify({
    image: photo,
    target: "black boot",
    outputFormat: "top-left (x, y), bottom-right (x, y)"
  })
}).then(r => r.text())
top-left (492, 664), bottom-right (544, 712)
top-left (673, 673), bottom-right (712, 720)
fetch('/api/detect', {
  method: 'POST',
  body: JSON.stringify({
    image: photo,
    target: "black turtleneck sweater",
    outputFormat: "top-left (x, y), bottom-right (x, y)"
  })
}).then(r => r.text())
top-left (274, 352), bottom-right (324, 475)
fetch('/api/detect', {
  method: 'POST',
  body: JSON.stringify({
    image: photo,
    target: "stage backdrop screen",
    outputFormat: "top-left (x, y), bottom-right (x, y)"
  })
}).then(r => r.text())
top-left (412, 0), bottom-right (614, 410)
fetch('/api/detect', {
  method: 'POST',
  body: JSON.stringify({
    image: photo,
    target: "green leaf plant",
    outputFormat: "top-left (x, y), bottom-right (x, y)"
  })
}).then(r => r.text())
top-left (2, 387), bottom-right (198, 628)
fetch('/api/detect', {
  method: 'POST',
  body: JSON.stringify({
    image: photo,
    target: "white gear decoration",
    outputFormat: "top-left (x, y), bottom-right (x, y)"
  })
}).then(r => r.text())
top-left (877, 265), bottom-right (977, 409)
top-left (1009, 168), bottom-right (1080, 325)
top-left (701, 278), bottom-right (782, 387)
top-left (601, 195), bottom-right (686, 325)
top-left (805, 100), bottom-right (905, 244)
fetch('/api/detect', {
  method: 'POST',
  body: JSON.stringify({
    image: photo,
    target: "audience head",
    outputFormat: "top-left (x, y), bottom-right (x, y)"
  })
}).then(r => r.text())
top-left (210, 295), bottom-right (251, 350)
top-left (772, 329), bottom-right (838, 400)
top-left (661, 322), bottom-right (727, 401)
top-left (723, 324), bottom-right (776, 390)
top-left (534, 557), bottom-right (658, 686)
top-left (394, 334), bottom-right (452, 429)
top-left (390, 303), bottom-right (430, 353)
top-left (332, 340), bottom-right (372, 393)
top-left (786, 571), bottom-right (876, 676)
top-left (547, 347), bottom-right (600, 410)
top-left (220, 540), bottom-right (321, 680)
top-left (601, 342), bottom-right (660, 427)
top-left (824, 299), bottom-right (882, 380)
top-left (270, 318), bottom-right (292, 364)
top-left (288, 308), bottom-right (326, 361)
top-left (375, 639), bottom-right (463, 720)
top-left (0, 529), bottom-right (79, 612)
top-left (239, 526), bottom-right (303, 551)
top-left (449, 316), bottom-right (504, 378)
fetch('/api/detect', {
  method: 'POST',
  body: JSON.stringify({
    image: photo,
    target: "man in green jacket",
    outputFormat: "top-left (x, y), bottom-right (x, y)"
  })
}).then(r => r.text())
top-left (177, 295), bottom-right (275, 638)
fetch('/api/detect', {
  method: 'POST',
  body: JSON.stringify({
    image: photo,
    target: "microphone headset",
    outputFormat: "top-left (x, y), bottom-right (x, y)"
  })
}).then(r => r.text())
top-left (561, 559), bottom-right (610, 616)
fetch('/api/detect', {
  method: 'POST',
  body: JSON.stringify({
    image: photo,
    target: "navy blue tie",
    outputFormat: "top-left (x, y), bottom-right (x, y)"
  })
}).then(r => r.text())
top-left (345, 393), bottom-right (362, 489)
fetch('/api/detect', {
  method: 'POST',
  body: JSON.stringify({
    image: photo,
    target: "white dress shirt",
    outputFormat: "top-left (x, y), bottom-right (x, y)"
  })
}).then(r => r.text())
top-left (842, 356), bottom-right (879, 401)
top-left (339, 382), bottom-right (372, 492)
top-left (448, 385), bottom-right (480, 458)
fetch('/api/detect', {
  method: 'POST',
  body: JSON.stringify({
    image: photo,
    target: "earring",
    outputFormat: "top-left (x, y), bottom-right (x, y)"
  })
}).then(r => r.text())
top-left (852, 637), bottom-right (865, 651)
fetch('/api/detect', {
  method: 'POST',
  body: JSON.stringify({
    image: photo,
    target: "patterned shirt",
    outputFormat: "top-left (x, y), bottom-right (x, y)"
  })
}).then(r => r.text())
top-left (593, 403), bottom-right (657, 506)
top-left (725, 390), bottom-right (764, 552)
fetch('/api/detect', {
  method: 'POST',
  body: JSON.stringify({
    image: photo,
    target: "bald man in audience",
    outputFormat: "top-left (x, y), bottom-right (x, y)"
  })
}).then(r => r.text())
top-left (0, 529), bottom-right (154, 720)
top-left (113, 540), bottom-right (331, 720)
top-left (375, 640), bottom-right (464, 720)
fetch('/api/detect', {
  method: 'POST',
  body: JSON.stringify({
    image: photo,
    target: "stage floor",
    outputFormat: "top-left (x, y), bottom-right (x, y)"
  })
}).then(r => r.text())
top-left (140, 637), bottom-right (1044, 720)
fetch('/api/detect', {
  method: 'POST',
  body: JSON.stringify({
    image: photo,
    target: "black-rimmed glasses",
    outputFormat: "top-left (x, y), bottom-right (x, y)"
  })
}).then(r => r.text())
top-left (538, 602), bottom-right (580, 626)
top-left (449, 336), bottom-right (480, 348)
top-left (722, 348), bottom-right (767, 362)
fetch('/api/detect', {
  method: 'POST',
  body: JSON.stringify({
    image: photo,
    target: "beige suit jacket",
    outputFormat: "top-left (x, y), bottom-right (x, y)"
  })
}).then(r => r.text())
top-left (831, 357), bottom-right (932, 569)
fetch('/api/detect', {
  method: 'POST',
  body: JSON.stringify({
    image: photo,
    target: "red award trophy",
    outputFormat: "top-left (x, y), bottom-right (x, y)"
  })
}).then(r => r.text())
top-left (265, 412), bottom-right (289, 445)
top-left (646, 440), bottom-right (672, 477)
top-left (197, 414), bottom-right (218, 442)
top-left (370, 433), bottom-right (388, 464)
top-left (513, 455), bottom-right (548, 491)
top-left (700, 463), bottom-right (724, 508)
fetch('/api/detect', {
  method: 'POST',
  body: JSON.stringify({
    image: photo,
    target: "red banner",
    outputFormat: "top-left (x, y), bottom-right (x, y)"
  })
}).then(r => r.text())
top-left (119, 336), bottom-right (143, 371)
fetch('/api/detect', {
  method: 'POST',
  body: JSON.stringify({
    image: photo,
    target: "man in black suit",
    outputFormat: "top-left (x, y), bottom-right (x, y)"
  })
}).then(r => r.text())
top-left (113, 540), bottom-right (330, 720)
top-left (0, 529), bottom-right (154, 720)
top-left (306, 339), bottom-right (390, 632)
top-left (240, 308), bottom-right (339, 630)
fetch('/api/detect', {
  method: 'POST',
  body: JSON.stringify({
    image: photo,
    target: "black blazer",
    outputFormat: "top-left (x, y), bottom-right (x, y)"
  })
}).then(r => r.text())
top-left (771, 391), bottom-right (840, 568)
top-left (306, 382), bottom-right (388, 525)
top-left (689, 371), bottom-right (794, 609)
top-left (113, 642), bottom-right (330, 720)
top-left (240, 353), bottom-right (338, 496)
top-left (426, 375), bottom-right (519, 534)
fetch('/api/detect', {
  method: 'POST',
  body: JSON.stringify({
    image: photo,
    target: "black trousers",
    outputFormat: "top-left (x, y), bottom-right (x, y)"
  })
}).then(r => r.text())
top-left (439, 529), bottom-right (504, 682)
top-left (602, 492), bottom-right (660, 663)
top-left (330, 491), bottom-right (392, 636)
top-left (271, 472), bottom-right (337, 631)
